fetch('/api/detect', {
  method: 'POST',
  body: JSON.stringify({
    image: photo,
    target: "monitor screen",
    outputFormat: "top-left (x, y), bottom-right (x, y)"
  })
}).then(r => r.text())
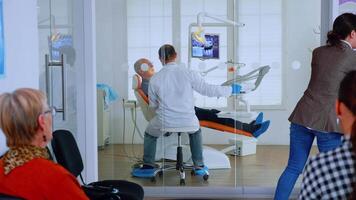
top-left (49, 33), bottom-right (73, 62)
top-left (191, 33), bottom-right (219, 59)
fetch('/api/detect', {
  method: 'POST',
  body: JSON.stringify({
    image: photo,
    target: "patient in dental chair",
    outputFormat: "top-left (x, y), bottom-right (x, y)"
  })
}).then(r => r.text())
top-left (134, 58), bottom-right (269, 138)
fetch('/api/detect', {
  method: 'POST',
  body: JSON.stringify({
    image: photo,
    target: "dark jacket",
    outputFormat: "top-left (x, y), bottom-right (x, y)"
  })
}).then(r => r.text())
top-left (289, 42), bottom-right (356, 132)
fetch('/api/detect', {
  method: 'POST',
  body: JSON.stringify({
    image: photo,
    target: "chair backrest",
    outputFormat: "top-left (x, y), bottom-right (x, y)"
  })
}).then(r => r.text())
top-left (51, 129), bottom-right (84, 177)
top-left (132, 74), bottom-right (155, 121)
top-left (0, 194), bottom-right (23, 200)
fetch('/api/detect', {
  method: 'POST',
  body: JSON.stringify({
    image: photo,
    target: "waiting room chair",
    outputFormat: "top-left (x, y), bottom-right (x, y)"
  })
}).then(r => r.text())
top-left (0, 194), bottom-right (22, 200)
top-left (51, 129), bottom-right (144, 200)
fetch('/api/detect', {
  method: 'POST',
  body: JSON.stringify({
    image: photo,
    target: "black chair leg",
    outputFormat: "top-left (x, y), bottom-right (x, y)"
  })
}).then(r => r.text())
top-left (176, 133), bottom-right (185, 185)
top-left (176, 146), bottom-right (183, 170)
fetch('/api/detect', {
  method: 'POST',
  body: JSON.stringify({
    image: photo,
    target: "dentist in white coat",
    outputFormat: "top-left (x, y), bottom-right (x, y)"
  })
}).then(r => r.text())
top-left (132, 44), bottom-right (241, 178)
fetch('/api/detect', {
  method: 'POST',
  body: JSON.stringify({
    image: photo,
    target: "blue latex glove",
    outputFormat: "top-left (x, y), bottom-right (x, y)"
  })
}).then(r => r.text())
top-left (231, 83), bottom-right (242, 95)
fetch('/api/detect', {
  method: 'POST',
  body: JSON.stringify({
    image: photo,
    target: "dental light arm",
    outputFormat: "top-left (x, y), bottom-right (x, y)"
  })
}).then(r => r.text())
top-left (197, 12), bottom-right (245, 28)
top-left (193, 12), bottom-right (245, 44)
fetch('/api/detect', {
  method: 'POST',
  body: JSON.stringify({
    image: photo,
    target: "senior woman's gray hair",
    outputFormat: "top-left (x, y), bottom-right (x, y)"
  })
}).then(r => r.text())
top-left (0, 88), bottom-right (47, 147)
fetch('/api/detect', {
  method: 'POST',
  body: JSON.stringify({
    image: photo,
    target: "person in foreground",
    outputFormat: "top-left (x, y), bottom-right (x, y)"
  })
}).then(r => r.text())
top-left (275, 13), bottom-right (356, 199)
top-left (299, 70), bottom-right (356, 199)
top-left (133, 58), bottom-right (270, 137)
top-left (132, 44), bottom-right (270, 178)
top-left (0, 88), bottom-right (88, 200)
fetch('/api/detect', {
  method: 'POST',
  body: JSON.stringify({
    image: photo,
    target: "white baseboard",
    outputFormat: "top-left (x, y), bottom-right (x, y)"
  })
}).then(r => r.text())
top-left (144, 186), bottom-right (300, 199)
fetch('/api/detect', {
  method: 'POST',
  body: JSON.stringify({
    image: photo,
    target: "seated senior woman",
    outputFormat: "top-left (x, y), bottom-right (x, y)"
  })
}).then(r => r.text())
top-left (0, 88), bottom-right (88, 199)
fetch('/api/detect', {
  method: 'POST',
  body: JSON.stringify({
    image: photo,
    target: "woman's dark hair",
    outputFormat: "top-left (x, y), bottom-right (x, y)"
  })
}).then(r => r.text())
top-left (341, 71), bottom-right (356, 199)
top-left (158, 44), bottom-right (176, 64)
top-left (327, 13), bottom-right (356, 46)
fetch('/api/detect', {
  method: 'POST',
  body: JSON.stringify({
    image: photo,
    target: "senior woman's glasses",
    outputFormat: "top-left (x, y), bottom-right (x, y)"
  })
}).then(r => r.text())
top-left (43, 106), bottom-right (56, 117)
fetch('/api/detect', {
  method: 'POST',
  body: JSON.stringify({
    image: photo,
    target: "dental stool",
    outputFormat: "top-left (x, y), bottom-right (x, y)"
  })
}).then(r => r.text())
top-left (159, 127), bottom-right (209, 186)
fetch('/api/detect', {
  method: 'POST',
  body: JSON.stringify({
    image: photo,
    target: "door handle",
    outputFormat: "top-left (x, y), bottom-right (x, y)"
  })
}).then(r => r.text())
top-left (45, 54), bottom-right (66, 121)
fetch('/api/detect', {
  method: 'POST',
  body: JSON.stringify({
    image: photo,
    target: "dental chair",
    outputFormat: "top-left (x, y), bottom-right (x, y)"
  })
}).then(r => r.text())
top-left (0, 194), bottom-right (22, 200)
top-left (221, 65), bottom-right (270, 116)
top-left (132, 72), bottom-right (267, 166)
top-left (132, 75), bottom-right (254, 138)
top-left (131, 66), bottom-right (270, 161)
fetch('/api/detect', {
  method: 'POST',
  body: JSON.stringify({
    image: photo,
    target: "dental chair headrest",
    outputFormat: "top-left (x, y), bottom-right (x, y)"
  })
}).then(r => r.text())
top-left (132, 74), bottom-right (153, 121)
top-left (132, 74), bottom-right (149, 104)
top-left (132, 74), bottom-right (142, 90)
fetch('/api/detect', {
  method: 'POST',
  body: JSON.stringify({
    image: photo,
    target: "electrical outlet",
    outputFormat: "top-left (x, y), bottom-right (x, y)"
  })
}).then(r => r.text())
top-left (124, 100), bottom-right (138, 108)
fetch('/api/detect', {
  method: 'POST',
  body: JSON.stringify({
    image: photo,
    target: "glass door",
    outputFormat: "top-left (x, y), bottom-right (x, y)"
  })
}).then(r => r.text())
top-left (38, 0), bottom-right (97, 183)
top-left (37, 0), bottom-right (82, 136)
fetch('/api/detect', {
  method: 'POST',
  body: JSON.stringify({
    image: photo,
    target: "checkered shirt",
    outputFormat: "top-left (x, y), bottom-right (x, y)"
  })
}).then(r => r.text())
top-left (299, 138), bottom-right (356, 200)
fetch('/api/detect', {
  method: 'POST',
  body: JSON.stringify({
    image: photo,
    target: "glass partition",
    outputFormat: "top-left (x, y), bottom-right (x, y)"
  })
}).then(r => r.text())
top-left (95, 0), bottom-right (321, 198)
top-left (37, 0), bottom-right (86, 153)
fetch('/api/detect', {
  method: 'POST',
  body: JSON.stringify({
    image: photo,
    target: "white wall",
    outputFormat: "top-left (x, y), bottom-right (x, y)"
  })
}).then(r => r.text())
top-left (0, 0), bottom-right (39, 154)
top-left (203, 0), bottom-right (321, 145)
top-left (96, 0), bottom-right (321, 145)
top-left (96, 0), bottom-right (128, 145)
top-left (259, 0), bottom-right (321, 145)
top-left (199, 0), bottom-right (321, 145)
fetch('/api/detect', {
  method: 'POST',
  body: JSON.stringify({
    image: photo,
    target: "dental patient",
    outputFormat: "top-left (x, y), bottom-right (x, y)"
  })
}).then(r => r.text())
top-left (133, 58), bottom-right (270, 138)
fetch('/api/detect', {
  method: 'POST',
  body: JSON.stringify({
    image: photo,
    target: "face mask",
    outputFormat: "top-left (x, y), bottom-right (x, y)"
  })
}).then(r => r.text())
top-left (141, 63), bottom-right (149, 72)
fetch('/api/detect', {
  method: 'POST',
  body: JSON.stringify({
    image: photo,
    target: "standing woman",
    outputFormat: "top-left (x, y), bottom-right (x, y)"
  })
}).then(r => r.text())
top-left (275, 13), bottom-right (356, 199)
top-left (298, 71), bottom-right (356, 199)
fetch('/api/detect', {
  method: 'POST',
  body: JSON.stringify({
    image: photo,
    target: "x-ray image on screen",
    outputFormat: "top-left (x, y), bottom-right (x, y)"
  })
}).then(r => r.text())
top-left (191, 33), bottom-right (219, 59)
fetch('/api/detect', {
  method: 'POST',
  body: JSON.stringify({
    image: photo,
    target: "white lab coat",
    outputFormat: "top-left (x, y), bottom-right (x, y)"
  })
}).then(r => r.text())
top-left (145, 62), bottom-right (231, 137)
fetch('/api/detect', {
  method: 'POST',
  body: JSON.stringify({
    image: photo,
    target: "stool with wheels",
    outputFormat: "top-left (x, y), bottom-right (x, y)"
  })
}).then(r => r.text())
top-left (159, 127), bottom-right (209, 186)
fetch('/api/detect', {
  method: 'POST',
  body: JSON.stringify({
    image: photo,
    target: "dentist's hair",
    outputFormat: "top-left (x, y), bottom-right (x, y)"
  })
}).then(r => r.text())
top-left (158, 44), bottom-right (176, 65)
top-left (327, 13), bottom-right (356, 46)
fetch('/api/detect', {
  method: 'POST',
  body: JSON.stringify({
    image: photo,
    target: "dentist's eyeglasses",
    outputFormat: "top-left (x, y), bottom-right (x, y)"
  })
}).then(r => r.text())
top-left (43, 106), bottom-right (57, 117)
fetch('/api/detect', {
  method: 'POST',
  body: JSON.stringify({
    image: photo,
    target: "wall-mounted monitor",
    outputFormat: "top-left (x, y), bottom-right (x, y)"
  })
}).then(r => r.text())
top-left (49, 33), bottom-right (73, 62)
top-left (191, 33), bottom-right (219, 59)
